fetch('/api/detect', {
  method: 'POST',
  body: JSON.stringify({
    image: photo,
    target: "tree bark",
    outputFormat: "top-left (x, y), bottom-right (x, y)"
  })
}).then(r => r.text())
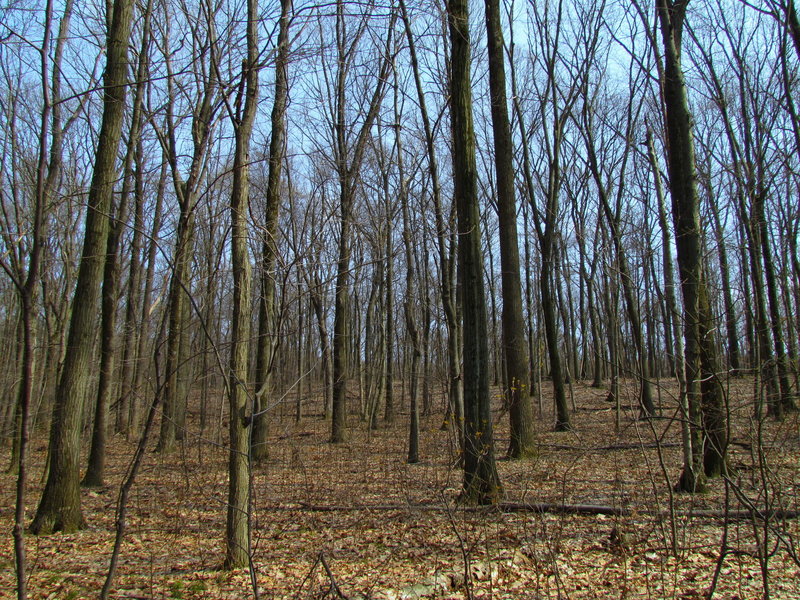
top-left (448, 0), bottom-right (503, 504)
top-left (655, 0), bottom-right (725, 490)
top-left (252, 0), bottom-right (292, 462)
top-left (31, 0), bottom-right (134, 534)
top-left (484, 0), bottom-right (534, 458)
top-left (224, 0), bottom-right (258, 570)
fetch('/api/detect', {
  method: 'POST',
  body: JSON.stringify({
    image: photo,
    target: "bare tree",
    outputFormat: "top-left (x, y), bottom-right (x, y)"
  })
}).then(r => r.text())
top-left (484, 0), bottom-right (534, 456)
top-left (324, 0), bottom-right (396, 443)
top-left (252, 0), bottom-right (292, 462)
top-left (223, 0), bottom-right (258, 570)
top-left (30, 0), bottom-right (134, 534)
top-left (448, 0), bottom-right (503, 503)
top-left (653, 0), bottom-right (726, 489)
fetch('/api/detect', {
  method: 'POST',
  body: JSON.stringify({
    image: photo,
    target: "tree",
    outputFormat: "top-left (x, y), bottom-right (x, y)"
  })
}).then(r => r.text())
top-left (509, 0), bottom-right (582, 432)
top-left (580, 69), bottom-right (657, 417)
top-left (484, 0), bottom-right (535, 457)
top-left (399, 0), bottom-right (464, 447)
top-left (252, 0), bottom-right (292, 463)
top-left (223, 0), bottom-right (258, 569)
top-left (154, 0), bottom-right (221, 453)
top-left (327, 0), bottom-right (396, 443)
top-left (83, 0), bottom-right (153, 486)
top-left (30, 0), bottom-right (134, 534)
top-left (654, 0), bottom-right (726, 490)
top-left (448, 0), bottom-right (503, 504)
top-left (0, 0), bottom-right (76, 590)
top-left (115, 0), bottom-right (156, 437)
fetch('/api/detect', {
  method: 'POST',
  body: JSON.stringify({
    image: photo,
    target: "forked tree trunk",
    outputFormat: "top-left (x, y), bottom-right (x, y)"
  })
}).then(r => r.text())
top-left (330, 3), bottom-right (395, 443)
top-left (224, 0), bottom-right (258, 570)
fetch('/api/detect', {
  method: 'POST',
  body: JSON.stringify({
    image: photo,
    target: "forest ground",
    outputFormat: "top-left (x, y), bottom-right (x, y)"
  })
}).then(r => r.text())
top-left (2, 377), bottom-right (800, 599)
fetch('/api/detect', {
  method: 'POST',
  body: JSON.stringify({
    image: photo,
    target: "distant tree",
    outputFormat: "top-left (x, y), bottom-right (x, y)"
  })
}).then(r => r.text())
top-left (326, 0), bottom-right (396, 443)
top-left (399, 0), bottom-right (464, 446)
top-left (154, 0), bottom-right (221, 453)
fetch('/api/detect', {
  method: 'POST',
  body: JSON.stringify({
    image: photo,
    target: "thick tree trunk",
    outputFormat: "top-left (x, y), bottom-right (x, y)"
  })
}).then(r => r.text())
top-left (448, 0), bottom-right (502, 504)
top-left (31, 0), bottom-right (134, 534)
top-left (647, 127), bottom-right (691, 482)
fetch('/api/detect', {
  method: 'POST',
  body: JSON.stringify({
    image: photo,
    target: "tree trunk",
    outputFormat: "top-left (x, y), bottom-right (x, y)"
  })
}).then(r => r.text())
top-left (656, 0), bottom-right (724, 491)
top-left (224, 0), bottom-right (258, 569)
top-left (448, 0), bottom-right (502, 504)
top-left (31, 0), bottom-right (134, 534)
top-left (484, 0), bottom-right (534, 458)
top-left (330, 3), bottom-right (394, 443)
top-left (584, 120), bottom-right (655, 417)
top-left (702, 168), bottom-right (741, 375)
top-left (647, 127), bottom-right (691, 482)
top-left (507, 18), bottom-right (570, 432)
top-left (399, 0), bottom-right (463, 448)
top-left (252, 0), bottom-right (291, 462)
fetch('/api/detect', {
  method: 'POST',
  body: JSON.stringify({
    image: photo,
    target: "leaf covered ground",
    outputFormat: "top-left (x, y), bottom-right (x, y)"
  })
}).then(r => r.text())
top-left (2, 378), bottom-right (800, 599)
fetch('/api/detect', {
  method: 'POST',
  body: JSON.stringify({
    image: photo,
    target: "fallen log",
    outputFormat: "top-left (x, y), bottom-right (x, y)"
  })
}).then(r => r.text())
top-left (283, 501), bottom-right (800, 522)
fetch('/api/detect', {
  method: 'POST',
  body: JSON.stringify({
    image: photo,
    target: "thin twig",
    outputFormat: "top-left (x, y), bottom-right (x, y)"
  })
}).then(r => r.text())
top-left (319, 552), bottom-right (348, 600)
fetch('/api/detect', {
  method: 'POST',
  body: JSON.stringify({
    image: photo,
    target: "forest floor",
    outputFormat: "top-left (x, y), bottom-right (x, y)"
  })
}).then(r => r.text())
top-left (2, 377), bottom-right (800, 599)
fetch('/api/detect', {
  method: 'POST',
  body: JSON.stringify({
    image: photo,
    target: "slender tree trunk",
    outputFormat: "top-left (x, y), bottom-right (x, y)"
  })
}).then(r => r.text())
top-left (507, 20), bottom-right (570, 432)
top-left (399, 0), bottom-right (463, 447)
top-left (647, 128), bottom-right (690, 477)
top-left (330, 5), bottom-right (394, 443)
top-left (156, 8), bottom-right (217, 450)
top-left (252, 0), bottom-right (292, 462)
top-left (116, 29), bottom-right (151, 434)
top-left (393, 82), bottom-right (421, 463)
top-left (755, 189), bottom-right (795, 413)
top-left (484, 0), bottom-right (534, 457)
top-left (8, 0), bottom-right (73, 590)
top-left (656, 0), bottom-right (725, 490)
top-left (584, 128), bottom-right (655, 417)
top-left (702, 170), bottom-right (741, 375)
top-left (129, 162), bottom-right (166, 437)
top-left (224, 0), bottom-right (258, 569)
